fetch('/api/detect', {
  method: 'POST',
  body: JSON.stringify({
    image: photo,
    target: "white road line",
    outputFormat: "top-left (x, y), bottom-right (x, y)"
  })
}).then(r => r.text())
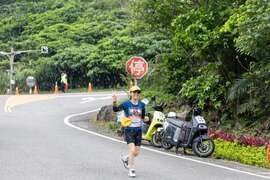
top-left (80, 97), bottom-right (96, 104)
top-left (97, 96), bottom-right (112, 100)
top-left (80, 96), bottom-right (113, 104)
top-left (82, 97), bottom-right (96, 101)
top-left (58, 93), bottom-right (127, 98)
top-left (4, 105), bottom-right (12, 113)
top-left (64, 109), bottom-right (270, 179)
top-left (80, 101), bottom-right (94, 104)
top-left (3, 92), bottom-right (127, 112)
top-left (64, 109), bottom-right (125, 144)
top-left (4, 96), bottom-right (12, 112)
top-left (80, 96), bottom-right (114, 104)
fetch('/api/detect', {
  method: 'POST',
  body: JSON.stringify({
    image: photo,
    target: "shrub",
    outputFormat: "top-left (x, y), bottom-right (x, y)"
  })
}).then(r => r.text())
top-left (106, 121), bottom-right (120, 131)
top-left (213, 139), bottom-right (269, 169)
top-left (209, 130), bottom-right (269, 147)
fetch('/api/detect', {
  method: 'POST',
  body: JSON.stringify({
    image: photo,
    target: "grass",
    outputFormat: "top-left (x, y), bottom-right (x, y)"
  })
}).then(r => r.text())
top-left (92, 119), bottom-right (121, 135)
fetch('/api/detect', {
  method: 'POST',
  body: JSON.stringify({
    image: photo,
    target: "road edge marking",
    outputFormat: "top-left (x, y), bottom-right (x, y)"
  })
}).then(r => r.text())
top-left (4, 96), bottom-right (12, 112)
top-left (4, 95), bottom-right (56, 113)
top-left (64, 109), bottom-right (126, 144)
top-left (58, 93), bottom-right (127, 98)
top-left (64, 110), bottom-right (270, 179)
top-left (4, 104), bottom-right (12, 112)
top-left (3, 92), bottom-right (127, 112)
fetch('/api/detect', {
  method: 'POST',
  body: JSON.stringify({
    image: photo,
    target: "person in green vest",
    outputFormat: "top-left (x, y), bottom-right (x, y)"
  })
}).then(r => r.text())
top-left (60, 72), bottom-right (68, 93)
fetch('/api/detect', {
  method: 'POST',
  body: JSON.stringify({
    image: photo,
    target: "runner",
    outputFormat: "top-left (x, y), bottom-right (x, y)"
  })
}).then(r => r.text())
top-left (112, 85), bottom-right (148, 178)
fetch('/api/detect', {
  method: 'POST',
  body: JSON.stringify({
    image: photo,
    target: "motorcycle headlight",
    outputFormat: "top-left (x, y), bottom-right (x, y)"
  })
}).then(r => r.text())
top-left (198, 124), bottom-right (208, 129)
top-left (157, 127), bottom-right (163, 132)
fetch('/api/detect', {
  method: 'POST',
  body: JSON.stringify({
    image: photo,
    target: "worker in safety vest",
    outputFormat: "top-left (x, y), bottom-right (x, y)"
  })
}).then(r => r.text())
top-left (60, 72), bottom-right (68, 93)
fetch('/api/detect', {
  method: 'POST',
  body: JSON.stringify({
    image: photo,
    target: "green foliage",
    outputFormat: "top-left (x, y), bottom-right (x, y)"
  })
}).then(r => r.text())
top-left (133, 0), bottom-right (270, 130)
top-left (173, 9), bottom-right (213, 58)
top-left (0, 0), bottom-right (269, 140)
top-left (180, 63), bottom-right (226, 109)
top-left (0, 0), bottom-right (169, 90)
top-left (213, 139), bottom-right (269, 168)
top-left (142, 89), bottom-right (175, 106)
top-left (228, 62), bottom-right (270, 121)
top-left (33, 57), bottom-right (58, 90)
top-left (131, 0), bottom-right (192, 30)
top-left (0, 71), bottom-right (9, 94)
top-left (106, 121), bottom-right (120, 131)
top-left (223, 0), bottom-right (270, 60)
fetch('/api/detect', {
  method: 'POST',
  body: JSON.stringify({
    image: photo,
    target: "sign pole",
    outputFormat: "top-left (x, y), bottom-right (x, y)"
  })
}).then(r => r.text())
top-left (9, 50), bottom-right (15, 94)
top-left (134, 78), bottom-right (137, 86)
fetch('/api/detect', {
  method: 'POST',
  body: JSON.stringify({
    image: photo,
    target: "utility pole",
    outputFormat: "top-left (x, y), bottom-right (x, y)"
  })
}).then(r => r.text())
top-left (0, 46), bottom-right (48, 94)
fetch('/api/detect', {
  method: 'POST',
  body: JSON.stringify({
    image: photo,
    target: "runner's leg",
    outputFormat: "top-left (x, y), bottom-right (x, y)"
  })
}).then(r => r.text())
top-left (128, 143), bottom-right (136, 169)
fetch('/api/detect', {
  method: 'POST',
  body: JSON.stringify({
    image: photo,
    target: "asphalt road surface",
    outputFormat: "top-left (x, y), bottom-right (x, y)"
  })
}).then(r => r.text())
top-left (0, 92), bottom-right (269, 180)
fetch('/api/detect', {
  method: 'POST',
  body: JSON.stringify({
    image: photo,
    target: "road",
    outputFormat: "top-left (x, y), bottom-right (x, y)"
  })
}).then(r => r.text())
top-left (0, 92), bottom-right (269, 180)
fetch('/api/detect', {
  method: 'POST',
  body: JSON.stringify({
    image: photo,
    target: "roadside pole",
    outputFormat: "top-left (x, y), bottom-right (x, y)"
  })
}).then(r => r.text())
top-left (134, 79), bottom-right (137, 86)
top-left (0, 46), bottom-right (48, 94)
top-left (9, 49), bottom-right (15, 94)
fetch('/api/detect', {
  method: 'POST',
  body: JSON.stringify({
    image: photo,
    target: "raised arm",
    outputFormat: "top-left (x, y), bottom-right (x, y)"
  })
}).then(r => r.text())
top-left (112, 94), bottom-right (123, 112)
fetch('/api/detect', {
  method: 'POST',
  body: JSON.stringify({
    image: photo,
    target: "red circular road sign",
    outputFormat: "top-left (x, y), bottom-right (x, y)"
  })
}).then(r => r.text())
top-left (126, 56), bottom-right (148, 79)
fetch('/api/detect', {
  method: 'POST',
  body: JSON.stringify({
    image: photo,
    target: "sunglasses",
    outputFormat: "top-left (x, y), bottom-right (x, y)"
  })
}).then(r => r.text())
top-left (132, 90), bottom-right (141, 94)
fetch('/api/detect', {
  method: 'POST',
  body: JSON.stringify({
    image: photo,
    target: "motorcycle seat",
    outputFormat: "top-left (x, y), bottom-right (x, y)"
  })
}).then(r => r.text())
top-left (167, 118), bottom-right (192, 128)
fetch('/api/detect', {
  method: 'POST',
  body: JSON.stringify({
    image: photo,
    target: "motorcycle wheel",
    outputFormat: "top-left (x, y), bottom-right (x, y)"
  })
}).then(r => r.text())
top-left (151, 131), bottom-right (162, 147)
top-left (192, 139), bottom-right (215, 158)
top-left (161, 139), bottom-right (173, 150)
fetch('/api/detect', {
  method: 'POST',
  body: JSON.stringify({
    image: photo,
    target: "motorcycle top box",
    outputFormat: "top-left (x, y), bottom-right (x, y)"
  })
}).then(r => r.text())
top-left (163, 118), bottom-right (192, 145)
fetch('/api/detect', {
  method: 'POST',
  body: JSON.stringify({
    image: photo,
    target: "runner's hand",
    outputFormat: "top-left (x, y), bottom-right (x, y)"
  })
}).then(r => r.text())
top-left (112, 94), bottom-right (117, 103)
top-left (144, 116), bottom-right (150, 122)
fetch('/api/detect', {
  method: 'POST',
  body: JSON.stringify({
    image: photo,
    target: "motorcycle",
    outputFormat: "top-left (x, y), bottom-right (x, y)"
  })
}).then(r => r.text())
top-left (141, 96), bottom-right (166, 147)
top-left (161, 108), bottom-right (215, 157)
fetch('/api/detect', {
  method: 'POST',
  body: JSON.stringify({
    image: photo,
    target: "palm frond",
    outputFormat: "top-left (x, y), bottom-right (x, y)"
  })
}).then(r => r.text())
top-left (237, 98), bottom-right (259, 115)
top-left (227, 78), bottom-right (249, 102)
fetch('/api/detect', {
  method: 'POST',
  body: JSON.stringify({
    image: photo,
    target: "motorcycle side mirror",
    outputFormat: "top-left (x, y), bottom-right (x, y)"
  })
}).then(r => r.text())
top-left (141, 98), bottom-right (149, 105)
top-left (150, 96), bottom-right (156, 102)
top-left (193, 108), bottom-right (202, 116)
top-left (163, 102), bottom-right (167, 108)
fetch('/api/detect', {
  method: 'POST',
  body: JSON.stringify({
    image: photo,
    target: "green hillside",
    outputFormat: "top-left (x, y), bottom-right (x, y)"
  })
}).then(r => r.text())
top-left (0, 0), bottom-right (170, 90)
